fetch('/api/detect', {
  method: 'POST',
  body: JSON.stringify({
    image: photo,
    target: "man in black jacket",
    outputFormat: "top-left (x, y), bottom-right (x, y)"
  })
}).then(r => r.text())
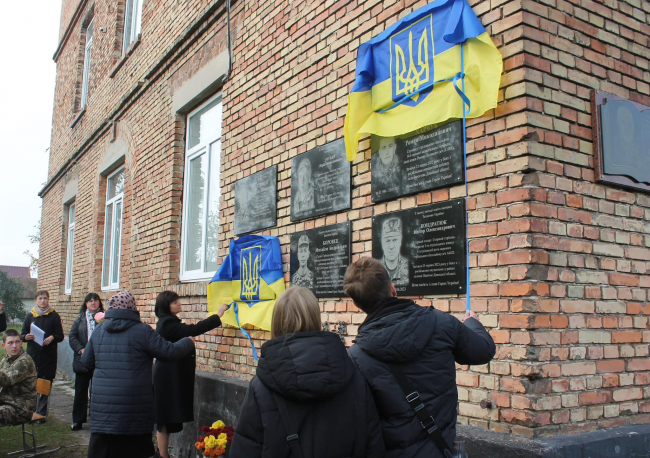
top-left (344, 258), bottom-right (496, 458)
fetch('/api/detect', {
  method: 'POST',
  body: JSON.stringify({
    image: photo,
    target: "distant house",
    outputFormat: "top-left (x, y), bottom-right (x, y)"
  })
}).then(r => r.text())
top-left (0, 265), bottom-right (38, 314)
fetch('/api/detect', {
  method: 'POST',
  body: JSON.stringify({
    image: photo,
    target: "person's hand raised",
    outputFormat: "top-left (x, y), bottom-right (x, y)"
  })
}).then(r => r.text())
top-left (217, 304), bottom-right (229, 317)
top-left (461, 309), bottom-right (476, 323)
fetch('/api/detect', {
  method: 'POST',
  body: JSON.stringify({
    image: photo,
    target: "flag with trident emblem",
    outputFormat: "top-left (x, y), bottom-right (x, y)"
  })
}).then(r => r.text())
top-left (343, 0), bottom-right (502, 160)
top-left (208, 235), bottom-right (285, 359)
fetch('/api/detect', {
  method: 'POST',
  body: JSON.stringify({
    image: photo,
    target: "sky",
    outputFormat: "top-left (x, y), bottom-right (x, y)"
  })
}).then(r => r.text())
top-left (0, 1), bottom-right (62, 273)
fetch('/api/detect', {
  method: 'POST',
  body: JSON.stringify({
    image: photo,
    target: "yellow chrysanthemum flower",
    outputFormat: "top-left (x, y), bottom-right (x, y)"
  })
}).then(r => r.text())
top-left (212, 420), bottom-right (226, 430)
top-left (218, 433), bottom-right (227, 440)
top-left (216, 438), bottom-right (227, 447)
top-left (204, 435), bottom-right (218, 449)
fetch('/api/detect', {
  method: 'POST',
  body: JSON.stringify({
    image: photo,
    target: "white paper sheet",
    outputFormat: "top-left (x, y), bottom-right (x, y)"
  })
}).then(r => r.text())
top-left (30, 323), bottom-right (45, 346)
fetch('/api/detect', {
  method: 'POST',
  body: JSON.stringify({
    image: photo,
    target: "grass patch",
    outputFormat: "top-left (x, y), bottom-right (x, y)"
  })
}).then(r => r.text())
top-left (0, 414), bottom-right (88, 457)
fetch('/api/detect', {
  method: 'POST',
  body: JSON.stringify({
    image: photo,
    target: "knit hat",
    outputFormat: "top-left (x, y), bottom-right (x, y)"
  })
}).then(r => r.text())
top-left (108, 291), bottom-right (137, 311)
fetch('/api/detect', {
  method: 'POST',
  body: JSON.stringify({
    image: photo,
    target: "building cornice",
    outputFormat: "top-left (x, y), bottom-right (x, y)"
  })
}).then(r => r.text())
top-left (53, 0), bottom-right (90, 62)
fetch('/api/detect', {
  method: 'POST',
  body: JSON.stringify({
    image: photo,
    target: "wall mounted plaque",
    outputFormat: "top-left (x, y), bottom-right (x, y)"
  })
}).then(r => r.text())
top-left (372, 199), bottom-right (466, 296)
top-left (290, 139), bottom-right (351, 221)
top-left (371, 121), bottom-right (464, 202)
top-left (593, 90), bottom-right (650, 192)
top-left (290, 222), bottom-right (350, 298)
top-left (234, 165), bottom-right (277, 235)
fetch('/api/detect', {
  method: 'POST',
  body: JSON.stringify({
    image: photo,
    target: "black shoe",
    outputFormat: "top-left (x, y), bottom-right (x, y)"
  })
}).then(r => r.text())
top-left (71, 423), bottom-right (82, 431)
top-left (35, 419), bottom-right (46, 425)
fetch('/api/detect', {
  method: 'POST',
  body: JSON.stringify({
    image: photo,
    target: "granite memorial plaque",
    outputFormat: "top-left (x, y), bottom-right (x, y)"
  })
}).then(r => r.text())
top-left (371, 121), bottom-right (464, 202)
top-left (290, 222), bottom-right (350, 298)
top-left (234, 165), bottom-right (277, 235)
top-left (372, 198), bottom-right (466, 296)
top-left (290, 139), bottom-right (351, 221)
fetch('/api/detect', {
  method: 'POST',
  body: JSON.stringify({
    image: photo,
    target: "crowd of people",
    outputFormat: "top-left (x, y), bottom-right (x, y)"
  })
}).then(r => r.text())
top-left (0, 258), bottom-right (495, 458)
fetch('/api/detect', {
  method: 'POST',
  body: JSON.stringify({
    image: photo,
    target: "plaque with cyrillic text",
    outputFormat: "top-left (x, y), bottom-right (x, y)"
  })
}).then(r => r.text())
top-left (371, 121), bottom-right (464, 202)
top-left (372, 199), bottom-right (466, 296)
top-left (234, 166), bottom-right (277, 235)
top-left (290, 222), bottom-right (350, 298)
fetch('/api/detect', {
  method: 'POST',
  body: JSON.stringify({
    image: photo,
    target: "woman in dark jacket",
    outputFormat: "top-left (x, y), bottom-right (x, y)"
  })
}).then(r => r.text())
top-left (230, 287), bottom-right (385, 458)
top-left (0, 300), bottom-right (7, 333)
top-left (69, 293), bottom-right (104, 431)
top-left (21, 290), bottom-right (64, 418)
top-left (153, 291), bottom-right (227, 458)
top-left (81, 290), bottom-right (194, 458)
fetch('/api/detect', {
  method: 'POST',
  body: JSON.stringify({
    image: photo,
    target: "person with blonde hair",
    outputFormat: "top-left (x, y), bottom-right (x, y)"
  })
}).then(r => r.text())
top-left (230, 287), bottom-right (384, 458)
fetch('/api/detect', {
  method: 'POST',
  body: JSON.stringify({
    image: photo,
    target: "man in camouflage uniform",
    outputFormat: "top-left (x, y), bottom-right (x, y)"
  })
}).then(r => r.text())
top-left (379, 217), bottom-right (409, 286)
top-left (0, 329), bottom-right (37, 426)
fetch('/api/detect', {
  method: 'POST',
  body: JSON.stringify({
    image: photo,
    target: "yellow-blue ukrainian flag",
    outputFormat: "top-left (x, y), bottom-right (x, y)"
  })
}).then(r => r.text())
top-left (207, 235), bottom-right (285, 343)
top-left (344, 0), bottom-right (502, 160)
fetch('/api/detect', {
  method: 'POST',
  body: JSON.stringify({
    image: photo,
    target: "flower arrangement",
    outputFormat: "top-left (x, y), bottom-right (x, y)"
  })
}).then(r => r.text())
top-left (195, 420), bottom-right (234, 457)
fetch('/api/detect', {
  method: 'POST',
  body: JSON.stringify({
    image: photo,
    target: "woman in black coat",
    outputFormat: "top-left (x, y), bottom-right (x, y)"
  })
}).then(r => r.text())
top-left (153, 291), bottom-right (228, 458)
top-left (69, 293), bottom-right (104, 431)
top-left (21, 290), bottom-right (64, 418)
top-left (81, 290), bottom-right (194, 458)
top-left (230, 287), bottom-right (385, 458)
top-left (0, 300), bottom-right (6, 332)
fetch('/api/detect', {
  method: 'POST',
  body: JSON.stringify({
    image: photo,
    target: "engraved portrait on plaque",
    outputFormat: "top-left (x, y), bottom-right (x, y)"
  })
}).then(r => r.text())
top-left (290, 222), bottom-right (351, 298)
top-left (372, 199), bottom-right (466, 296)
top-left (371, 121), bottom-right (464, 202)
top-left (234, 165), bottom-right (277, 235)
top-left (290, 139), bottom-right (351, 221)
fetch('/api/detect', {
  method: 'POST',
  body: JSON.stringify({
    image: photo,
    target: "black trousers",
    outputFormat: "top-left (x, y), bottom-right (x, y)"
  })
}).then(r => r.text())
top-left (73, 371), bottom-right (93, 424)
top-left (88, 433), bottom-right (155, 458)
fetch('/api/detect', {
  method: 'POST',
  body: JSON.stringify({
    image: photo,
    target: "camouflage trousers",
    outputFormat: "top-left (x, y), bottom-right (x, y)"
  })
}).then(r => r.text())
top-left (0, 405), bottom-right (31, 427)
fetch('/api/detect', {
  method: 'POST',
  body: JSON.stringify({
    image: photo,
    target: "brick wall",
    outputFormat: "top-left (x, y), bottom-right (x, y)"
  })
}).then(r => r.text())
top-left (41, 0), bottom-right (650, 439)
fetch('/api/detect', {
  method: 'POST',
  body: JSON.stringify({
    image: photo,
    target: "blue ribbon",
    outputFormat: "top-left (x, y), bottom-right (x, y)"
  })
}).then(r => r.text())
top-left (231, 301), bottom-right (259, 361)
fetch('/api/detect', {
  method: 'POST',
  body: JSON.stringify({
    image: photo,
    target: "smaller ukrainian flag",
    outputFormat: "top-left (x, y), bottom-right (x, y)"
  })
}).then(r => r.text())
top-left (344, 0), bottom-right (502, 160)
top-left (207, 235), bottom-right (285, 332)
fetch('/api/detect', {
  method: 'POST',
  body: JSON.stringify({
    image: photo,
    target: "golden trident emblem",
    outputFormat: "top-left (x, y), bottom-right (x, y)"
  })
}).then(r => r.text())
top-left (241, 247), bottom-right (261, 300)
top-left (395, 27), bottom-right (430, 102)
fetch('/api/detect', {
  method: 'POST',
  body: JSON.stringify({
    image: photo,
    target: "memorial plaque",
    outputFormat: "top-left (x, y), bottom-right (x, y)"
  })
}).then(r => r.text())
top-left (371, 121), bottom-right (464, 202)
top-left (290, 139), bottom-right (351, 221)
top-left (594, 90), bottom-right (650, 191)
top-left (290, 222), bottom-right (350, 298)
top-left (234, 165), bottom-right (277, 235)
top-left (372, 199), bottom-right (466, 296)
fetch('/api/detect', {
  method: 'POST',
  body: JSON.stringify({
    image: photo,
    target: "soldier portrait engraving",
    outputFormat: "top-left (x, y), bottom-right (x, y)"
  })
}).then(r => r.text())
top-left (372, 137), bottom-right (402, 196)
top-left (292, 235), bottom-right (314, 289)
top-left (234, 166), bottom-right (278, 235)
top-left (379, 217), bottom-right (409, 285)
top-left (294, 158), bottom-right (315, 213)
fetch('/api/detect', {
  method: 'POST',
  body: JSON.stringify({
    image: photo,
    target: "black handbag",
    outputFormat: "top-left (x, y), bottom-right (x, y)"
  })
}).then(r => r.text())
top-left (384, 363), bottom-right (467, 458)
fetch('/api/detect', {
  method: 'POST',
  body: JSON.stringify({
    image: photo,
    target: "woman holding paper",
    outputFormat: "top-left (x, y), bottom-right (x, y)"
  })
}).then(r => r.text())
top-left (69, 293), bottom-right (104, 431)
top-left (21, 290), bottom-right (64, 418)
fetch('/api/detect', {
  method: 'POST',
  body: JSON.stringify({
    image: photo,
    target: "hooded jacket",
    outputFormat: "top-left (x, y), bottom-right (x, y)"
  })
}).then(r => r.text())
top-left (81, 308), bottom-right (194, 435)
top-left (230, 331), bottom-right (385, 458)
top-left (348, 298), bottom-right (496, 458)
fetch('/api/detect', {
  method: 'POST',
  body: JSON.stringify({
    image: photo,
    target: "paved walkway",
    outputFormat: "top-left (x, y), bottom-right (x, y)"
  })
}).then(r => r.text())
top-left (50, 376), bottom-right (91, 446)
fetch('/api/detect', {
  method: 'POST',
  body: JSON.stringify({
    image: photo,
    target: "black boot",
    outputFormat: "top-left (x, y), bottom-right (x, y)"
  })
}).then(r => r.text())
top-left (71, 423), bottom-right (82, 431)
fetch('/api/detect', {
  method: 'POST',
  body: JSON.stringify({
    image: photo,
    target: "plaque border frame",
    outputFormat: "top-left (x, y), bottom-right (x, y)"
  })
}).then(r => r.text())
top-left (233, 164), bottom-right (278, 236)
top-left (592, 89), bottom-right (650, 193)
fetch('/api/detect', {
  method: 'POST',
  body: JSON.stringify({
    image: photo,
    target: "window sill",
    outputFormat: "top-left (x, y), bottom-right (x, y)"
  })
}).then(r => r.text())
top-left (179, 276), bottom-right (214, 284)
top-left (71, 109), bottom-right (86, 128)
top-left (101, 287), bottom-right (121, 292)
top-left (109, 35), bottom-right (141, 78)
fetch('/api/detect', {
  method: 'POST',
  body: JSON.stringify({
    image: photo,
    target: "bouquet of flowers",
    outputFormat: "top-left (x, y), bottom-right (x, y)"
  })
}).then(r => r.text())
top-left (195, 420), bottom-right (234, 457)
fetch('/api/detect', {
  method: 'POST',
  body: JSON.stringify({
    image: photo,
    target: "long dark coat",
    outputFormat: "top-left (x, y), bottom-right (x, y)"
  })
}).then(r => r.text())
top-left (230, 331), bottom-right (385, 458)
top-left (348, 298), bottom-right (496, 458)
top-left (153, 313), bottom-right (222, 425)
top-left (0, 312), bottom-right (6, 332)
top-left (69, 314), bottom-right (93, 373)
top-left (81, 308), bottom-right (194, 435)
top-left (21, 309), bottom-right (64, 381)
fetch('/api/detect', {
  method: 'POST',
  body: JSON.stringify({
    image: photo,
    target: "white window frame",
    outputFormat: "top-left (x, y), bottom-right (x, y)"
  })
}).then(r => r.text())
top-left (101, 167), bottom-right (125, 291)
top-left (81, 19), bottom-right (93, 109)
top-left (64, 203), bottom-right (76, 295)
top-left (180, 94), bottom-right (223, 281)
top-left (123, 0), bottom-right (143, 54)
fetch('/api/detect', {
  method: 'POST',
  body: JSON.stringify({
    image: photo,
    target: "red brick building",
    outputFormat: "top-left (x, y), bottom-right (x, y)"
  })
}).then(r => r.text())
top-left (41, 0), bottom-right (650, 453)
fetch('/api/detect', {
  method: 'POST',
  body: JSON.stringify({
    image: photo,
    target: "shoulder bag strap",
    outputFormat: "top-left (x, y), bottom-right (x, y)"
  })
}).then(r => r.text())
top-left (272, 392), bottom-right (305, 458)
top-left (386, 363), bottom-right (454, 458)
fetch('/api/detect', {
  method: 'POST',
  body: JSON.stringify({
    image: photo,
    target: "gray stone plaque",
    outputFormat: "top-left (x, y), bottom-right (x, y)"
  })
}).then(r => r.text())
top-left (372, 199), bottom-right (466, 296)
top-left (234, 165), bottom-right (277, 235)
top-left (290, 222), bottom-right (350, 298)
top-left (600, 98), bottom-right (650, 184)
top-left (290, 139), bottom-right (351, 221)
top-left (371, 121), bottom-right (464, 202)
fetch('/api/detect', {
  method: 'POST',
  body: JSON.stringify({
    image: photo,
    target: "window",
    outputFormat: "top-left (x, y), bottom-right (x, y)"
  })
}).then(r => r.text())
top-left (64, 203), bottom-right (76, 294)
top-left (102, 168), bottom-right (125, 290)
top-left (123, 0), bottom-right (143, 53)
top-left (180, 95), bottom-right (222, 280)
top-left (80, 19), bottom-right (93, 109)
